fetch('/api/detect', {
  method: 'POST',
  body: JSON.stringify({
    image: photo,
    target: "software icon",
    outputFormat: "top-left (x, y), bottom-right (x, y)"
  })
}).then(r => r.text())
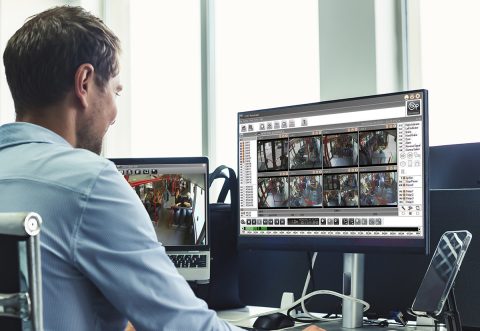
top-left (406, 100), bottom-right (421, 115)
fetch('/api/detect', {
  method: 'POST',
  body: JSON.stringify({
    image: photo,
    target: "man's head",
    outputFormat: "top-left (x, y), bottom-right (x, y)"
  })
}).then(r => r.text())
top-left (3, 6), bottom-right (122, 154)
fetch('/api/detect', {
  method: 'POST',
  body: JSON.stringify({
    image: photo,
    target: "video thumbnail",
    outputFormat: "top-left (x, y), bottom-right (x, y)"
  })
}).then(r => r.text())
top-left (289, 136), bottom-right (322, 170)
top-left (289, 175), bottom-right (323, 207)
top-left (323, 173), bottom-right (359, 207)
top-left (359, 129), bottom-right (397, 166)
top-left (257, 139), bottom-right (289, 172)
top-left (258, 176), bottom-right (289, 208)
top-left (359, 171), bottom-right (398, 206)
top-left (323, 133), bottom-right (358, 168)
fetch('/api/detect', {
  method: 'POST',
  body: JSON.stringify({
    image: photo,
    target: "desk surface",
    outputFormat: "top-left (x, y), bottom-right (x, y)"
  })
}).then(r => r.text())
top-left (216, 306), bottom-right (446, 331)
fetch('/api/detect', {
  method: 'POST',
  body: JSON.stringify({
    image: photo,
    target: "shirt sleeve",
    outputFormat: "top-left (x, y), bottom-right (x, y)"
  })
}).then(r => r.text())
top-left (73, 163), bottom-right (243, 331)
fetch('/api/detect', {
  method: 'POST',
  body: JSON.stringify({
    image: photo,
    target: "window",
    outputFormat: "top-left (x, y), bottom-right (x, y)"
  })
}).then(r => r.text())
top-left (104, 1), bottom-right (202, 157)
top-left (0, 1), bottom-right (202, 158)
top-left (409, 0), bottom-right (480, 146)
top-left (213, 0), bottom-right (320, 169)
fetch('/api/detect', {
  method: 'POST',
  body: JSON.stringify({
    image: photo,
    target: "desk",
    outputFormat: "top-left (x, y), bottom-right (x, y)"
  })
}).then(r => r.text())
top-left (216, 306), bottom-right (446, 331)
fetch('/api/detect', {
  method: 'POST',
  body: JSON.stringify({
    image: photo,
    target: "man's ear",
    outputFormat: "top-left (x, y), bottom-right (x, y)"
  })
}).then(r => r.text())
top-left (74, 64), bottom-right (95, 109)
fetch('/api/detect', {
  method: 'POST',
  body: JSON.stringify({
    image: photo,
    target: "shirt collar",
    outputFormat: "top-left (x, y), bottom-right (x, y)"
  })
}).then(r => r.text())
top-left (0, 122), bottom-right (72, 150)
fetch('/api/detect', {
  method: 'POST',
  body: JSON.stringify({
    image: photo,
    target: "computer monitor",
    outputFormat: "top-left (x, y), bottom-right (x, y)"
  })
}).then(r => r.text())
top-left (237, 90), bottom-right (429, 327)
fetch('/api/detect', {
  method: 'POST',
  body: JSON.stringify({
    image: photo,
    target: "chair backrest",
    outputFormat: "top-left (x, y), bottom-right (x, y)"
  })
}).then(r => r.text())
top-left (0, 212), bottom-right (43, 331)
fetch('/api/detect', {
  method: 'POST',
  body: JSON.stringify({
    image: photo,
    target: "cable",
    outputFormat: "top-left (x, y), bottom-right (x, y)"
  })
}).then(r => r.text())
top-left (225, 251), bottom-right (370, 325)
top-left (306, 251), bottom-right (315, 293)
top-left (364, 319), bottom-right (445, 329)
top-left (363, 319), bottom-right (392, 327)
top-left (299, 252), bottom-right (320, 320)
top-left (224, 290), bottom-right (370, 324)
top-left (287, 304), bottom-right (338, 324)
top-left (291, 251), bottom-right (316, 318)
top-left (298, 251), bottom-right (370, 322)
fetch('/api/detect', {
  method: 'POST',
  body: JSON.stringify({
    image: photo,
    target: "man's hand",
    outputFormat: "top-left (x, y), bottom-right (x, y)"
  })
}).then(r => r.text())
top-left (303, 326), bottom-right (326, 331)
top-left (125, 321), bottom-right (136, 331)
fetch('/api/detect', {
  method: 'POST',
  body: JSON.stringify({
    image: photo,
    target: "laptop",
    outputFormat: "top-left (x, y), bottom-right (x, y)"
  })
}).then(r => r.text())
top-left (110, 157), bottom-right (210, 283)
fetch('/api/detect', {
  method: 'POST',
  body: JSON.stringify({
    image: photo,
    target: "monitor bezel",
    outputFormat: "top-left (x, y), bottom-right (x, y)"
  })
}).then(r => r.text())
top-left (237, 90), bottom-right (429, 254)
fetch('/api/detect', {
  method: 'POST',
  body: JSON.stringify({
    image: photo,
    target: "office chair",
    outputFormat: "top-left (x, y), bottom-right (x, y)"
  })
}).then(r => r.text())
top-left (0, 212), bottom-right (43, 331)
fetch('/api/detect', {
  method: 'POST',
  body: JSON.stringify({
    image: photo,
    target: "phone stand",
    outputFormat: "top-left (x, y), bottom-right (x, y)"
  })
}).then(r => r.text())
top-left (410, 230), bottom-right (471, 331)
top-left (442, 286), bottom-right (462, 331)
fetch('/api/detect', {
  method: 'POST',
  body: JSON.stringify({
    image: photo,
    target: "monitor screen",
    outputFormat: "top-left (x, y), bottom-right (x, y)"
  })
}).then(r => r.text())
top-left (110, 157), bottom-right (209, 251)
top-left (237, 90), bottom-right (429, 253)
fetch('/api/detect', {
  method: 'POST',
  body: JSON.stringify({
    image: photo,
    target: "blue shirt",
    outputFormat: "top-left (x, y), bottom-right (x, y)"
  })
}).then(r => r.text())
top-left (0, 122), bottom-right (243, 331)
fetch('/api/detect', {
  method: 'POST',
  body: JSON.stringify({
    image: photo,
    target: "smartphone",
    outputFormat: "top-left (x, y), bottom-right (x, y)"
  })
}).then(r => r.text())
top-left (411, 230), bottom-right (472, 317)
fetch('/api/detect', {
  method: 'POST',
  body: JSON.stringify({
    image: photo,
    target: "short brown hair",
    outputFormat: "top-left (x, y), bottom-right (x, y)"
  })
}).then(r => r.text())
top-left (3, 6), bottom-right (121, 115)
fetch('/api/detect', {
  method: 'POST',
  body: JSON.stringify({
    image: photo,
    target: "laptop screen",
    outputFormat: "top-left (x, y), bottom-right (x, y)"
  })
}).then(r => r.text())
top-left (110, 157), bottom-right (209, 251)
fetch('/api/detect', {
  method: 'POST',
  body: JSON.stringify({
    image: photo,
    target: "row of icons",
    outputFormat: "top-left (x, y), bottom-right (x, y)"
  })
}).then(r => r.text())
top-left (400, 152), bottom-right (421, 159)
top-left (404, 93), bottom-right (422, 100)
top-left (241, 218), bottom-right (384, 226)
top-left (399, 205), bottom-right (421, 216)
top-left (240, 118), bottom-right (308, 133)
top-left (399, 160), bottom-right (421, 167)
top-left (240, 95), bottom-right (422, 134)
top-left (118, 169), bottom-right (158, 175)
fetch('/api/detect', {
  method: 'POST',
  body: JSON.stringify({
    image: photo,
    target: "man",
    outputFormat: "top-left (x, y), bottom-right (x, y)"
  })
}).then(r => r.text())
top-left (0, 6), bottom-right (323, 331)
top-left (175, 191), bottom-right (192, 208)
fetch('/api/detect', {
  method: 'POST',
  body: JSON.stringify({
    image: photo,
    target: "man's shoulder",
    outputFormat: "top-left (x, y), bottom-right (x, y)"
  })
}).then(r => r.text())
top-left (47, 146), bottom-right (110, 170)
top-left (32, 146), bottom-right (117, 194)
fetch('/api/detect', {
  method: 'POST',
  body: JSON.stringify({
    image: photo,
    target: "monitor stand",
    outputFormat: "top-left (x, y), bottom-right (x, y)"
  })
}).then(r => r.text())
top-left (342, 253), bottom-right (365, 328)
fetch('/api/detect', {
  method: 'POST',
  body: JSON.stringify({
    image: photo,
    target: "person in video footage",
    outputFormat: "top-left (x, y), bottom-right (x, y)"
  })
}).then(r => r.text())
top-left (289, 176), bottom-right (322, 207)
top-left (359, 130), bottom-right (397, 166)
top-left (143, 189), bottom-right (155, 218)
top-left (323, 174), bottom-right (358, 207)
top-left (172, 187), bottom-right (193, 230)
top-left (323, 133), bottom-right (358, 168)
top-left (258, 177), bottom-right (289, 208)
top-left (176, 191), bottom-right (193, 208)
top-left (289, 136), bottom-right (322, 170)
top-left (360, 172), bottom-right (397, 206)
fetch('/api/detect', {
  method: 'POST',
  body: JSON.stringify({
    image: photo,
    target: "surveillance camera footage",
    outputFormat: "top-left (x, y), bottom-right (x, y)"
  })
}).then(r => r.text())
top-left (257, 139), bottom-right (289, 172)
top-left (360, 171), bottom-right (398, 206)
top-left (289, 136), bottom-right (322, 170)
top-left (258, 176), bottom-right (289, 208)
top-left (323, 133), bottom-right (359, 168)
top-left (359, 129), bottom-right (397, 166)
top-left (289, 175), bottom-right (323, 207)
top-left (323, 173), bottom-right (359, 207)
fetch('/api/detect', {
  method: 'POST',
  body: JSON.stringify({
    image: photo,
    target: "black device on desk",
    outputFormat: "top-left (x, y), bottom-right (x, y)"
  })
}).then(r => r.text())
top-left (237, 90), bottom-right (429, 328)
top-left (252, 312), bottom-right (295, 330)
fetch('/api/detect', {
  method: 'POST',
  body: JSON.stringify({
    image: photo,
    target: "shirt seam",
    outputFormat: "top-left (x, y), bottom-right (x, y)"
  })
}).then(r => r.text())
top-left (0, 175), bottom-right (91, 195)
top-left (71, 162), bottom-right (112, 267)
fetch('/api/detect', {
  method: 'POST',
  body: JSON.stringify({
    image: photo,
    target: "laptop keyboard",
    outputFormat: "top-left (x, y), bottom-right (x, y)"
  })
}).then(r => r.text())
top-left (169, 254), bottom-right (207, 268)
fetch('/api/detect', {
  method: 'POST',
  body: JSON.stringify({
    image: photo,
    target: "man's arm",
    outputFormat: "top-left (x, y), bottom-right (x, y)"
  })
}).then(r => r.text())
top-left (73, 163), bottom-right (242, 331)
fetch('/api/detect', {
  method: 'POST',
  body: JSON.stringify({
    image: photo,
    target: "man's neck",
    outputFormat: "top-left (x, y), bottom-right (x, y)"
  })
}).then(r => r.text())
top-left (16, 99), bottom-right (77, 147)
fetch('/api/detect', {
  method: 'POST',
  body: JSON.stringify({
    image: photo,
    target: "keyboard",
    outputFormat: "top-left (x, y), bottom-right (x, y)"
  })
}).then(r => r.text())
top-left (169, 254), bottom-right (207, 268)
